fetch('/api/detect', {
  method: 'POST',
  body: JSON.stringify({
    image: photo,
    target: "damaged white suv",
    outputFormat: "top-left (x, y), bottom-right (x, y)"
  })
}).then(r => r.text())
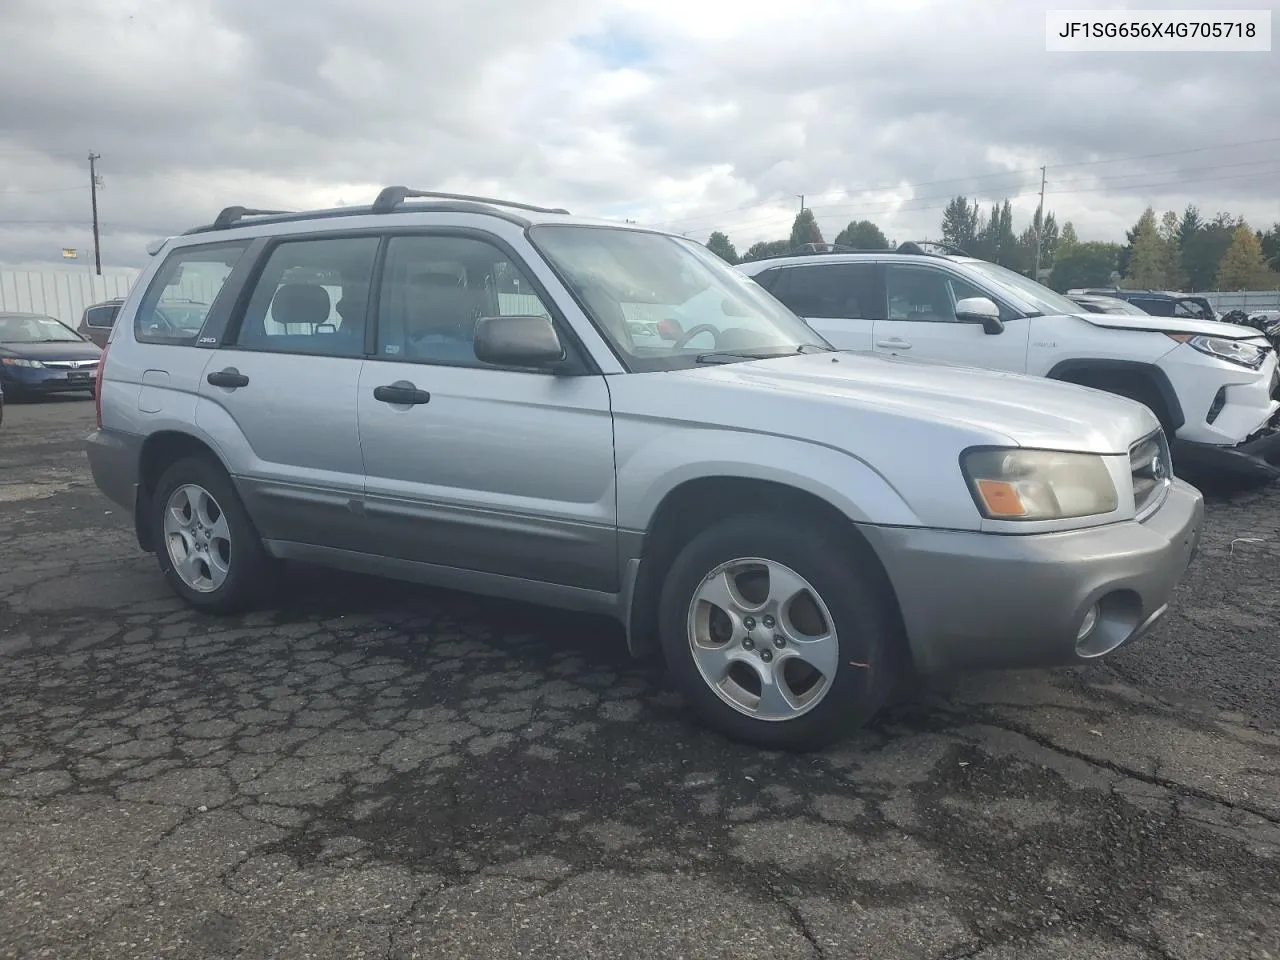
top-left (739, 243), bottom-right (1280, 481)
top-left (88, 192), bottom-right (1204, 751)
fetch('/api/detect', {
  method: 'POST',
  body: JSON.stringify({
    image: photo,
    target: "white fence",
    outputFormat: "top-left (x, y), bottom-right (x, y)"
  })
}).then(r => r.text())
top-left (0, 268), bottom-right (141, 329)
top-left (1193, 290), bottom-right (1280, 314)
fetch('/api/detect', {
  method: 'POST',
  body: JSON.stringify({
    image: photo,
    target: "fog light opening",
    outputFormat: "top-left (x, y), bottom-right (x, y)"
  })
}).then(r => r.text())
top-left (1077, 603), bottom-right (1100, 641)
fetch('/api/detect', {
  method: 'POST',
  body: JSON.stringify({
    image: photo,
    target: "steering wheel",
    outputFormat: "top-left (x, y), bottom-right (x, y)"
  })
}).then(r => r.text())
top-left (672, 323), bottom-right (721, 351)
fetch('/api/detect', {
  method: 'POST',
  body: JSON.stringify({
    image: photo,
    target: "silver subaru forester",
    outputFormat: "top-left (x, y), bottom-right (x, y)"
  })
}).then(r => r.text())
top-left (86, 187), bottom-right (1203, 751)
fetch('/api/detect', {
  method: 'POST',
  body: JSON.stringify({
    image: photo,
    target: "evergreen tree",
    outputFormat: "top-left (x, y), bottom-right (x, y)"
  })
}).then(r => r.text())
top-left (705, 231), bottom-right (738, 264)
top-left (788, 209), bottom-right (824, 249)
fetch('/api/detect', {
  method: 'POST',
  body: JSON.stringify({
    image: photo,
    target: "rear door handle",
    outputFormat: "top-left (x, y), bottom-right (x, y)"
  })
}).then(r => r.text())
top-left (207, 368), bottom-right (249, 388)
top-left (875, 338), bottom-right (912, 349)
top-left (373, 382), bottom-right (431, 405)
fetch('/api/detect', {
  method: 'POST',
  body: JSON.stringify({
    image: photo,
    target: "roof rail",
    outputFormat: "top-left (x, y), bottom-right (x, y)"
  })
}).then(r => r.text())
top-left (371, 186), bottom-right (570, 216)
top-left (895, 240), bottom-right (971, 257)
top-left (212, 206), bottom-right (295, 230)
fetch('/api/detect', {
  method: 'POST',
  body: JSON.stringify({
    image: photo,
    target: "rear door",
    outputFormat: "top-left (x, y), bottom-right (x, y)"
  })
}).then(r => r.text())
top-left (760, 261), bottom-right (882, 352)
top-left (194, 233), bottom-right (378, 553)
top-left (872, 263), bottom-right (1030, 372)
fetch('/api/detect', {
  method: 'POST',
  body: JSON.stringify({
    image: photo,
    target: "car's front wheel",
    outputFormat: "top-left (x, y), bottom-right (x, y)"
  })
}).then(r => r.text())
top-left (151, 456), bottom-right (273, 613)
top-left (658, 513), bottom-right (898, 751)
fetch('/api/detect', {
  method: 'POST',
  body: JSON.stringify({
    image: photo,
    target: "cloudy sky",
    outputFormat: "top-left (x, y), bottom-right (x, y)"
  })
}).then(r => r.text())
top-left (0, 0), bottom-right (1275, 269)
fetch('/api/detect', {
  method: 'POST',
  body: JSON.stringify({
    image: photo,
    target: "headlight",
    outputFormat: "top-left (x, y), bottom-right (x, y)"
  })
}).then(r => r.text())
top-left (0, 357), bottom-right (44, 368)
top-left (962, 448), bottom-right (1119, 521)
top-left (1176, 335), bottom-right (1267, 369)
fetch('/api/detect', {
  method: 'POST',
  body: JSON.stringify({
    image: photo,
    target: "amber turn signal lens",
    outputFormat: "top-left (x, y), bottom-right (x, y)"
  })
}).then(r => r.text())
top-left (974, 479), bottom-right (1026, 517)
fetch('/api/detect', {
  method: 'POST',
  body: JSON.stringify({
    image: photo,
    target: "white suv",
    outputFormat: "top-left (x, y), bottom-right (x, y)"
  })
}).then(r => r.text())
top-left (738, 243), bottom-right (1280, 481)
top-left (87, 193), bottom-right (1203, 751)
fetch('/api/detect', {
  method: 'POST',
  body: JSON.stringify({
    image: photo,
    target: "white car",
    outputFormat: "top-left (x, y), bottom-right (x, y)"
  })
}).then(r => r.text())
top-left (738, 244), bottom-right (1280, 481)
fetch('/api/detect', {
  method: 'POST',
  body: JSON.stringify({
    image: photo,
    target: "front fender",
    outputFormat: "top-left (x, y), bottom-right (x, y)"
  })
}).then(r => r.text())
top-left (614, 425), bottom-right (924, 532)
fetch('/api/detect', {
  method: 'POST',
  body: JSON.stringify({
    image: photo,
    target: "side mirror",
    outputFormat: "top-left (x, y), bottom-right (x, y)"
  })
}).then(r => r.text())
top-left (474, 315), bottom-right (566, 367)
top-left (956, 296), bottom-right (1004, 335)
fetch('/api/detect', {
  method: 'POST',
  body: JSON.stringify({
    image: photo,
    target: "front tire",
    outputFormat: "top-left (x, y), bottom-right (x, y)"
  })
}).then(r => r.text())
top-left (151, 455), bottom-right (273, 614)
top-left (658, 513), bottom-right (897, 751)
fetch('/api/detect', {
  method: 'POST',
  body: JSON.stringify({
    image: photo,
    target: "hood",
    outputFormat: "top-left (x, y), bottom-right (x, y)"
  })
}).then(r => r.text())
top-left (671, 351), bottom-right (1158, 455)
top-left (1072, 311), bottom-right (1261, 340)
top-left (0, 340), bottom-right (102, 361)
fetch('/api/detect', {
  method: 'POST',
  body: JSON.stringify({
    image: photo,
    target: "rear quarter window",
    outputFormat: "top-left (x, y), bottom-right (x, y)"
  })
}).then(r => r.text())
top-left (134, 241), bottom-right (250, 344)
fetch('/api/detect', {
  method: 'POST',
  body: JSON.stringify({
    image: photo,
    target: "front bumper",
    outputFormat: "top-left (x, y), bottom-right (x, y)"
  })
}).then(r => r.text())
top-left (0, 365), bottom-right (96, 394)
top-left (1172, 408), bottom-right (1280, 482)
top-left (858, 479), bottom-right (1204, 675)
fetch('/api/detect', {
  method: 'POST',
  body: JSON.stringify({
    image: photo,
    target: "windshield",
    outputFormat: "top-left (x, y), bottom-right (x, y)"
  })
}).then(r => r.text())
top-left (963, 261), bottom-right (1088, 317)
top-left (0, 314), bottom-right (83, 343)
top-left (157, 302), bottom-right (211, 331)
top-left (529, 225), bottom-right (831, 371)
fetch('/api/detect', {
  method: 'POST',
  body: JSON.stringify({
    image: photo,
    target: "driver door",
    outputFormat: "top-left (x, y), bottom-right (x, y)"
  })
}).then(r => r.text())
top-left (357, 232), bottom-right (619, 592)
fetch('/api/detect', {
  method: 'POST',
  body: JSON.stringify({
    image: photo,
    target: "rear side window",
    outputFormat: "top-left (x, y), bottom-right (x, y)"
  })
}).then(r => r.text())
top-left (85, 304), bottom-right (120, 328)
top-left (231, 236), bottom-right (379, 358)
top-left (134, 241), bottom-right (250, 344)
top-left (1130, 298), bottom-right (1172, 317)
top-left (770, 263), bottom-right (882, 319)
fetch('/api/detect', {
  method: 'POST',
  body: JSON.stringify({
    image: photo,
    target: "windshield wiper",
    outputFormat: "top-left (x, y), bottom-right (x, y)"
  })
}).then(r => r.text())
top-left (695, 344), bottom-right (833, 364)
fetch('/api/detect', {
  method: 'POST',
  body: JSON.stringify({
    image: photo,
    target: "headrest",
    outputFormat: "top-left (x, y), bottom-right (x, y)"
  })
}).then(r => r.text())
top-left (271, 284), bottom-right (331, 327)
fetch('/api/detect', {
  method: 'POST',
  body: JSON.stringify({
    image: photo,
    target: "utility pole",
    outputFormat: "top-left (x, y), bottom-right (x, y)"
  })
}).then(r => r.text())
top-left (88, 152), bottom-right (102, 276)
top-left (797, 194), bottom-right (805, 212)
top-left (1033, 165), bottom-right (1046, 279)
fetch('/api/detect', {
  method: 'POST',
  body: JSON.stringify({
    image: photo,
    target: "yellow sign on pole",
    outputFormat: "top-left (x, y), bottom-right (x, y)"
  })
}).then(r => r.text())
top-left (61, 248), bottom-right (78, 259)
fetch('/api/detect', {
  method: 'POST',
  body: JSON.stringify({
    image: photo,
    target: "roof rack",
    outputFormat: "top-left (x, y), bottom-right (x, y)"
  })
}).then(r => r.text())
top-left (371, 186), bottom-right (570, 216)
top-left (895, 240), bottom-right (971, 257)
top-left (211, 206), bottom-right (295, 230)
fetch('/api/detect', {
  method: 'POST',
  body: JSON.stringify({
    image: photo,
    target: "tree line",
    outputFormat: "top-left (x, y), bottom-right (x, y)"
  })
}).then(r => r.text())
top-left (704, 197), bottom-right (1280, 293)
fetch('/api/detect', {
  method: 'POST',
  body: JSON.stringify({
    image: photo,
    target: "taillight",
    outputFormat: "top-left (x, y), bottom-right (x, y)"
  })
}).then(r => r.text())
top-left (94, 340), bottom-right (109, 428)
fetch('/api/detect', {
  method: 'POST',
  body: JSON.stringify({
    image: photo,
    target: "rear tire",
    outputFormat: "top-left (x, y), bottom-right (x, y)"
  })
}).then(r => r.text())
top-left (657, 512), bottom-right (897, 752)
top-left (151, 455), bottom-right (274, 614)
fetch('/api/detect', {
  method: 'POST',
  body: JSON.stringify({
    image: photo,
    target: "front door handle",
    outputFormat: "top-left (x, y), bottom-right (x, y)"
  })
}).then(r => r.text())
top-left (373, 381), bottom-right (431, 405)
top-left (207, 368), bottom-right (249, 388)
top-left (875, 338), bottom-right (912, 349)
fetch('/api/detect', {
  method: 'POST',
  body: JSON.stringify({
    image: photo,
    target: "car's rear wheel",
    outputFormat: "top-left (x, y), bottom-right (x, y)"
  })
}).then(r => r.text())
top-left (658, 513), bottom-right (896, 751)
top-left (152, 455), bottom-right (272, 614)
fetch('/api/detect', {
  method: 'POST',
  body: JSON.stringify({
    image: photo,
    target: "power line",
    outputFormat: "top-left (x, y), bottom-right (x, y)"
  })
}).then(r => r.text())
top-left (696, 167), bottom-right (1280, 241)
top-left (1046, 157), bottom-right (1280, 188)
top-left (706, 166), bottom-right (1280, 233)
top-left (647, 135), bottom-right (1280, 231)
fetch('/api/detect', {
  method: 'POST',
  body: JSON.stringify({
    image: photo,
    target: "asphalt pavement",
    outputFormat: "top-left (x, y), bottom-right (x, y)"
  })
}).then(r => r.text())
top-left (1, 397), bottom-right (1277, 960)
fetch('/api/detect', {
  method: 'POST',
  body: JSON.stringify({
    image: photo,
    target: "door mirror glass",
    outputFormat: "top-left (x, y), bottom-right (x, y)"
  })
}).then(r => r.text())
top-left (474, 315), bottom-right (566, 367)
top-left (955, 296), bottom-right (1004, 334)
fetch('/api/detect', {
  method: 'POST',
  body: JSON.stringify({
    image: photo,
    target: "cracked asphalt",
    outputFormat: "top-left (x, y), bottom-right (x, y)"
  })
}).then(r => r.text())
top-left (1, 396), bottom-right (1278, 960)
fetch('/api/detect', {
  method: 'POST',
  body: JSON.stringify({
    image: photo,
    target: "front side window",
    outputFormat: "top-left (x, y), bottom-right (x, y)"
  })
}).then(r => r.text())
top-left (375, 235), bottom-right (555, 368)
top-left (885, 265), bottom-right (964, 322)
top-left (136, 241), bottom-right (249, 343)
top-left (233, 236), bottom-right (379, 358)
top-left (0, 314), bottom-right (82, 343)
top-left (530, 226), bottom-right (830, 371)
